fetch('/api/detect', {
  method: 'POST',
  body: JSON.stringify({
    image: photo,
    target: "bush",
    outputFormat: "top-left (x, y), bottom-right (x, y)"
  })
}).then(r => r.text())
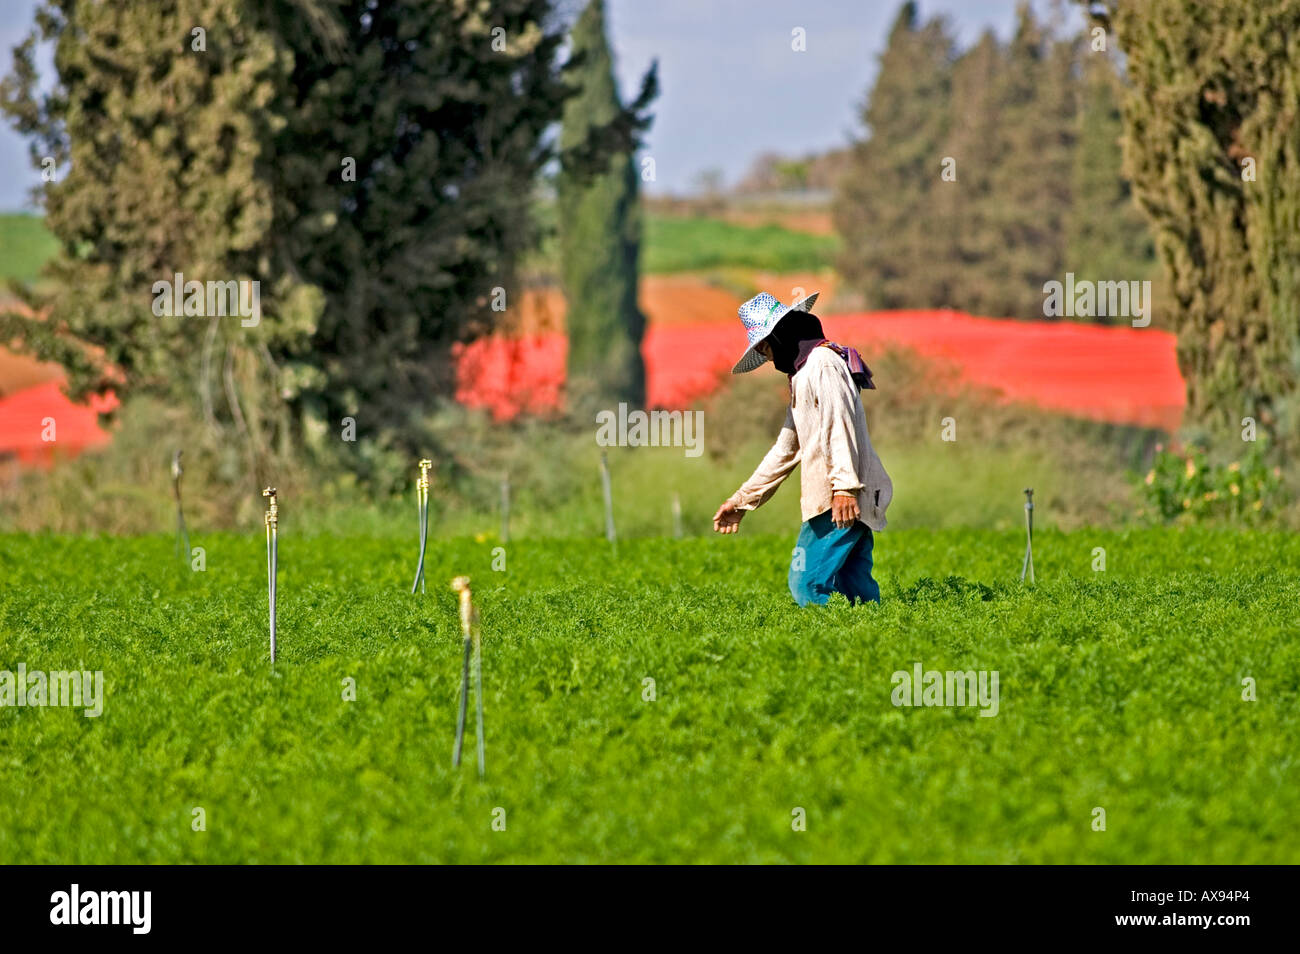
top-left (1138, 441), bottom-right (1285, 524)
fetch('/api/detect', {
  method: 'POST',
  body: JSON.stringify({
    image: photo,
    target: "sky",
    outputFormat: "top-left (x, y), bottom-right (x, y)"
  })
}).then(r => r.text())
top-left (0, 0), bottom-right (1075, 211)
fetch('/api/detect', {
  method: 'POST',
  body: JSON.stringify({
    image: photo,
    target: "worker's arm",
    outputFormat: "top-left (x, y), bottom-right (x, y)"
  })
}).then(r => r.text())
top-left (816, 356), bottom-right (864, 529)
top-left (713, 408), bottom-right (800, 534)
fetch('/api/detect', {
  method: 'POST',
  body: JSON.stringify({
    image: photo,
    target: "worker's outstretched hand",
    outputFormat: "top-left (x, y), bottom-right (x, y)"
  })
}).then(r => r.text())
top-left (712, 500), bottom-right (744, 534)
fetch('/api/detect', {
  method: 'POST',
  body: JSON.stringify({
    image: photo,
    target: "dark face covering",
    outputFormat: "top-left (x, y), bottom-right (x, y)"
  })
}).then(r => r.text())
top-left (764, 311), bottom-right (825, 374)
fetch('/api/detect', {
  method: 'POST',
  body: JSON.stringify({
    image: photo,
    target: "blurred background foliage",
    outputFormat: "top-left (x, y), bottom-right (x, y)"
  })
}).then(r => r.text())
top-left (0, 346), bottom-right (1182, 535)
top-left (1, 0), bottom-right (1297, 533)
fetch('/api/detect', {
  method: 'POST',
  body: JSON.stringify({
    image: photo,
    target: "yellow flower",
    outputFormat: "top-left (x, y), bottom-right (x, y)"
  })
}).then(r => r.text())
top-left (474, 532), bottom-right (488, 543)
top-left (1254, 500), bottom-right (1263, 511)
top-left (1203, 491), bottom-right (1216, 501)
top-left (1185, 459), bottom-right (1196, 478)
top-left (1144, 470), bottom-right (1155, 485)
top-left (1230, 483), bottom-right (1240, 496)
top-left (1229, 461), bottom-right (1240, 472)
top-left (1182, 498), bottom-right (1191, 509)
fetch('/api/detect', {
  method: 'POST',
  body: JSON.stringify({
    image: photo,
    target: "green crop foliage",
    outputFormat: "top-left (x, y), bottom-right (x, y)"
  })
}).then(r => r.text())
top-left (1, 527), bottom-right (1295, 863)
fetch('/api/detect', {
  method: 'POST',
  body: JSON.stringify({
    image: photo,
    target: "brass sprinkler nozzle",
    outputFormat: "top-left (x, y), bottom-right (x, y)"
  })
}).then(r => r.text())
top-left (418, 458), bottom-right (433, 492)
top-left (262, 487), bottom-right (278, 528)
top-left (451, 575), bottom-right (476, 639)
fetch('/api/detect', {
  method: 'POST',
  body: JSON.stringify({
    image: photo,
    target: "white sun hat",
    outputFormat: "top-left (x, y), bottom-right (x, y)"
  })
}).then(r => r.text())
top-left (730, 291), bottom-right (820, 374)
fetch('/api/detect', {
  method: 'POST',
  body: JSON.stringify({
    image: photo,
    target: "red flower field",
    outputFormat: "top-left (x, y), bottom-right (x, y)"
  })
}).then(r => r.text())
top-left (0, 305), bottom-right (1185, 464)
top-left (456, 309), bottom-right (1186, 432)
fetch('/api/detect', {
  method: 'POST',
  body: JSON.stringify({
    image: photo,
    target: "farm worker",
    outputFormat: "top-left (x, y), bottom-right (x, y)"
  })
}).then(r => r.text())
top-left (712, 292), bottom-right (892, 605)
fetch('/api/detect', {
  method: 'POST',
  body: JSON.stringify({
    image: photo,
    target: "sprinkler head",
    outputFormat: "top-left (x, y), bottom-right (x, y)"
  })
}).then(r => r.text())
top-left (451, 576), bottom-right (476, 639)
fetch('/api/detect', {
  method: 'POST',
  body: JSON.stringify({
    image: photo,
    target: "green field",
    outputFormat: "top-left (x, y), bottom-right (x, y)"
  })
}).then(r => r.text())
top-left (0, 213), bottom-right (58, 287)
top-left (3, 211), bottom-right (835, 284)
top-left (642, 214), bottom-right (838, 273)
top-left (2, 527), bottom-right (1296, 863)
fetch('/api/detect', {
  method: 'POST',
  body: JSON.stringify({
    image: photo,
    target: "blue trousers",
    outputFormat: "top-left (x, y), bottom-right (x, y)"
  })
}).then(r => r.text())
top-left (788, 511), bottom-right (880, 607)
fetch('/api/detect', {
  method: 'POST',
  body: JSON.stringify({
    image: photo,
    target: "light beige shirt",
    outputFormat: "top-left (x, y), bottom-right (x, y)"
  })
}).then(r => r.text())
top-left (729, 345), bottom-right (893, 529)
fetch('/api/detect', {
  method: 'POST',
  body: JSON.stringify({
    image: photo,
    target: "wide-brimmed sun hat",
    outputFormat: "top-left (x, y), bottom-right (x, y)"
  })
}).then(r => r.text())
top-left (730, 291), bottom-right (820, 374)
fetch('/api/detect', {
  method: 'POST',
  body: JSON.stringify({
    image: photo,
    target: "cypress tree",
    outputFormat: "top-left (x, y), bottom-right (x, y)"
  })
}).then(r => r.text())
top-left (1085, 0), bottom-right (1300, 445)
top-left (0, 0), bottom-right (313, 486)
top-left (558, 0), bottom-right (650, 412)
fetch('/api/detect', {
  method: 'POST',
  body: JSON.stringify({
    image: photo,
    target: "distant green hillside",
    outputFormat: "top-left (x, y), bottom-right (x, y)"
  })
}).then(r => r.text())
top-left (0, 210), bottom-right (840, 287)
top-left (0, 213), bottom-right (58, 286)
top-left (525, 204), bottom-right (837, 277)
top-left (642, 214), bottom-right (838, 273)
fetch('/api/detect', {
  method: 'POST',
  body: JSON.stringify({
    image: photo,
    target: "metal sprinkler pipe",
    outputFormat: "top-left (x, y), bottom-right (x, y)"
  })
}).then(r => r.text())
top-left (500, 473), bottom-right (510, 544)
top-left (171, 450), bottom-right (190, 564)
top-left (411, 459), bottom-right (432, 595)
top-left (474, 618), bottom-right (485, 779)
top-left (263, 487), bottom-right (278, 662)
top-left (451, 575), bottom-right (484, 777)
top-left (1021, 488), bottom-right (1035, 584)
top-left (600, 452), bottom-right (616, 549)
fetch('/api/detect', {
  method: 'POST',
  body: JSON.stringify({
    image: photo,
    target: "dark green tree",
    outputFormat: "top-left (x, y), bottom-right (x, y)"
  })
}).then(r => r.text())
top-left (265, 0), bottom-right (582, 477)
top-left (0, 0), bottom-right (316, 487)
top-left (982, 3), bottom-right (1077, 318)
top-left (557, 0), bottom-right (654, 412)
top-left (936, 29), bottom-right (1006, 314)
top-left (834, 1), bottom-right (955, 308)
top-left (0, 0), bottom-right (653, 487)
top-left (1063, 48), bottom-right (1156, 322)
top-left (1083, 0), bottom-right (1300, 445)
